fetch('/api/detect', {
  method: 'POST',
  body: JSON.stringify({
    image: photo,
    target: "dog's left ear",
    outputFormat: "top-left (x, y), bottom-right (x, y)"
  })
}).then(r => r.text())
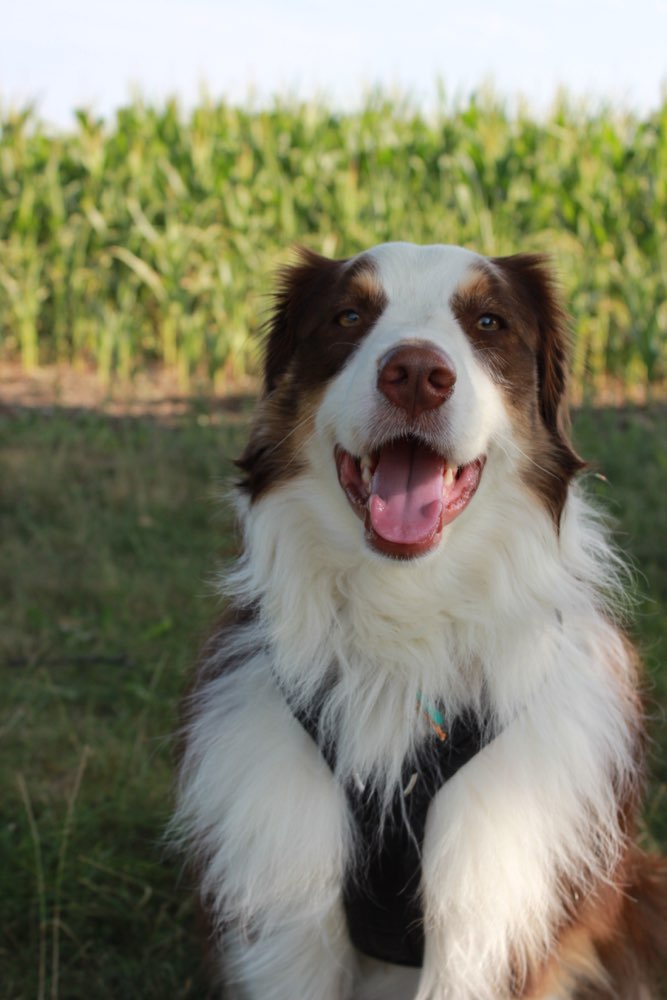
top-left (263, 249), bottom-right (342, 394)
top-left (494, 254), bottom-right (586, 476)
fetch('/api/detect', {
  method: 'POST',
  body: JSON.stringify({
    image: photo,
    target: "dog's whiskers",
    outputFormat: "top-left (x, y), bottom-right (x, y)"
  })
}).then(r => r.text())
top-left (265, 412), bottom-right (317, 456)
top-left (500, 436), bottom-right (562, 482)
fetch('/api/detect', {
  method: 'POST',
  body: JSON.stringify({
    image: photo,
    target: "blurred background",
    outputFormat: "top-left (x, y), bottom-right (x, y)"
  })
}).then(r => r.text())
top-left (1, 3), bottom-right (666, 997)
top-left (1, 0), bottom-right (666, 395)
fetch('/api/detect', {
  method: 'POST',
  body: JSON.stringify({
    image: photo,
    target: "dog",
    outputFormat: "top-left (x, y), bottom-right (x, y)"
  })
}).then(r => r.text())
top-left (174, 243), bottom-right (667, 999)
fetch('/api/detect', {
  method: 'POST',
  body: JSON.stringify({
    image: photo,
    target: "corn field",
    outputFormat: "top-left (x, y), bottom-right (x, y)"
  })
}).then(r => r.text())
top-left (1, 94), bottom-right (666, 395)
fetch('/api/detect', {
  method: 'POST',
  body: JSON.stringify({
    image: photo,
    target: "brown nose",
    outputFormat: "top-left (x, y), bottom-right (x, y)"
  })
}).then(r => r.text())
top-left (377, 342), bottom-right (456, 417)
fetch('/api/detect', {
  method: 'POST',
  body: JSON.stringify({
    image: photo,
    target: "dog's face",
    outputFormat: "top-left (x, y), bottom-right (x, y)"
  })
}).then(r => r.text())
top-left (238, 243), bottom-right (583, 560)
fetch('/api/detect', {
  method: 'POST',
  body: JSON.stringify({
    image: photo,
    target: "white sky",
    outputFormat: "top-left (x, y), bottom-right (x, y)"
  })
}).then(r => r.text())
top-left (2, 0), bottom-right (666, 125)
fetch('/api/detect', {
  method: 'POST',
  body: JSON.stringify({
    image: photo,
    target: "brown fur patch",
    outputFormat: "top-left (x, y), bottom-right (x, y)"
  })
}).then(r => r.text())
top-left (586, 851), bottom-right (667, 998)
top-left (451, 255), bottom-right (585, 525)
top-left (238, 249), bottom-right (387, 501)
top-left (235, 382), bottom-right (325, 499)
top-left (532, 851), bottom-right (667, 1000)
top-left (262, 248), bottom-right (386, 394)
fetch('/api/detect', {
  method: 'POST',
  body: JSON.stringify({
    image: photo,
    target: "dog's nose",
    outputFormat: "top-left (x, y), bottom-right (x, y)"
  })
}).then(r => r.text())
top-left (377, 342), bottom-right (456, 417)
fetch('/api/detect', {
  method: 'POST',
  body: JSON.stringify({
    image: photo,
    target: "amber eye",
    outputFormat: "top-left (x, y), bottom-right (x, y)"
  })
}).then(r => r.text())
top-left (336, 309), bottom-right (361, 328)
top-left (476, 313), bottom-right (504, 332)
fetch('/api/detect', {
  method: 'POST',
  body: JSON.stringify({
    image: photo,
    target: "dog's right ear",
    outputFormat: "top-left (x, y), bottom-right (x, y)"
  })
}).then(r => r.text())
top-left (263, 249), bottom-right (341, 393)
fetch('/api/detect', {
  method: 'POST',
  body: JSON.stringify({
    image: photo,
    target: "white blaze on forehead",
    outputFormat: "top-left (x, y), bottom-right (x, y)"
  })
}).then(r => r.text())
top-left (361, 242), bottom-right (487, 311)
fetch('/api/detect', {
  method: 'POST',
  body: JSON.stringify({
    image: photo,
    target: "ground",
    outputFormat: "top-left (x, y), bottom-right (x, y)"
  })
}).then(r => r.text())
top-left (1, 364), bottom-right (665, 999)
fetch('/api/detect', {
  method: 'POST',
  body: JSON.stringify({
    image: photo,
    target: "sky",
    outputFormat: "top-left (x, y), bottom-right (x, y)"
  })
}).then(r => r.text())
top-left (2, 0), bottom-right (666, 126)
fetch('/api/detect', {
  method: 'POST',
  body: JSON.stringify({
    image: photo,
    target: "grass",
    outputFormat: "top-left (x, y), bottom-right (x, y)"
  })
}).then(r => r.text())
top-left (0, 399), bottom-right (665, 997)
top-left (1, 93), bottom-right (667, 394)
top-left (0, 402), bottom-right (250, 998)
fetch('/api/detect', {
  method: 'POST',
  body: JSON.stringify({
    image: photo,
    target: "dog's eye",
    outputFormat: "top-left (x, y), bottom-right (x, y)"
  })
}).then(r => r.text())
top-left (336, 309), bottom-right (361, 328)
top-left (476, 314), bottom-right (504, 332)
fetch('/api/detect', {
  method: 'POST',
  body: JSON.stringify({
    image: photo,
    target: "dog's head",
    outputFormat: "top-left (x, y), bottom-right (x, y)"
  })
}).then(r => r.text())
top-left (237, 243), bottom-right (584, 560)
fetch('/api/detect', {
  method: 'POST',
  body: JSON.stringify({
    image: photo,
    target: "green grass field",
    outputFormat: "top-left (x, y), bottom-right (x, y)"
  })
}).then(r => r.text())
top-left (0, 398), bottom-right (666, 997)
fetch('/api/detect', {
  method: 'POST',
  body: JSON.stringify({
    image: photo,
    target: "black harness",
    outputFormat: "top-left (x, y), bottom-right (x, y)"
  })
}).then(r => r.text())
top-left (286, 693), bottom-right (488, 967)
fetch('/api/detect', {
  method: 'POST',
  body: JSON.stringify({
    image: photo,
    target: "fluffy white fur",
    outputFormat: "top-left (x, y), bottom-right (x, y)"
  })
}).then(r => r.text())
top-left (174, 244), bottom-right (641, 999)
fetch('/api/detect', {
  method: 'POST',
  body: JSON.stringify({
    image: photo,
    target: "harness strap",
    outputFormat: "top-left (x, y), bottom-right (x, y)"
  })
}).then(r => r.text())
top-left (285, 688), bottom-right (487, 967)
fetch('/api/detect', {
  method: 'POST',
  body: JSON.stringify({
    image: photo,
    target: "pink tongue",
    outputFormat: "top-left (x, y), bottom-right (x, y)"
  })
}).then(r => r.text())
top-left (369, 441), bottom-right (445, 544)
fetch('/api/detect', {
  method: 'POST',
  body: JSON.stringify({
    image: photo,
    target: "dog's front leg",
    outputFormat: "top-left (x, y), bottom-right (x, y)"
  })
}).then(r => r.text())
top-left (219, 903), bottom-right (354, 1000)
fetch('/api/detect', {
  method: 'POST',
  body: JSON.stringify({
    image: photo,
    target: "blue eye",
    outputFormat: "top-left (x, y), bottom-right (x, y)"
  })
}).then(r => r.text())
top-left (337, 309), bottom-right (361, 328)
top-left (476, 314), bottom-right (504, 332)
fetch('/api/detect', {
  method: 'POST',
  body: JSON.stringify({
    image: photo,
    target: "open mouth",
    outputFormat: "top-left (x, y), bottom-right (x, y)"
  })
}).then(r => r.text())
top-left (335, 437), bottom-right (485, 559)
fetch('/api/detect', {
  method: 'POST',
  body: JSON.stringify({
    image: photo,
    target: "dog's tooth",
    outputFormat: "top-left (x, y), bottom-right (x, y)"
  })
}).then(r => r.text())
top-left (360, 455), bottom-right (373, 488)
top-left (444, 465), bottom-right (456, 488)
